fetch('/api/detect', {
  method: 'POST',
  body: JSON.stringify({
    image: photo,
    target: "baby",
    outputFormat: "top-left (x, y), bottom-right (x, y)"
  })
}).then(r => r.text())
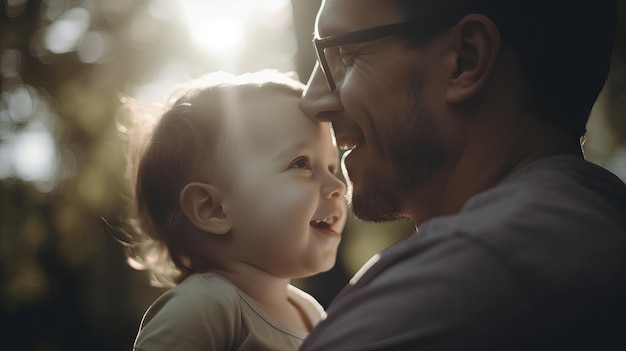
top-left (124, 71), bottom-right (346, 350)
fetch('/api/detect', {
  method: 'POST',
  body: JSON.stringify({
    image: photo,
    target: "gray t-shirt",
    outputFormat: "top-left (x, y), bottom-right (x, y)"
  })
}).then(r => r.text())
top-left (300, 156), bottom-right (626, 351)
top-left (134, 273), bottom-right (325, 351)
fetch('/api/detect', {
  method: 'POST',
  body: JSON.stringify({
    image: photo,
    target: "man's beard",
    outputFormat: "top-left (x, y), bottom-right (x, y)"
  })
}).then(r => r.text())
top-left (348, 84), bottom-right (448, 223)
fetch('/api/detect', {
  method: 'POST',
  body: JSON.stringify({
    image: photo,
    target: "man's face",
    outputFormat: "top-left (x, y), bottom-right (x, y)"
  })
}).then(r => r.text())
top-left (301, 0), bottom-right (453, 223)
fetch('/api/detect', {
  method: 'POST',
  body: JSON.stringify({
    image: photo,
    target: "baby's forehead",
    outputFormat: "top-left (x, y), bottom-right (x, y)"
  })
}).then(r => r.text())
top-left (220, 92), bottom-right (329, 150)
top-left (223, 91), bottom-right (305, 136)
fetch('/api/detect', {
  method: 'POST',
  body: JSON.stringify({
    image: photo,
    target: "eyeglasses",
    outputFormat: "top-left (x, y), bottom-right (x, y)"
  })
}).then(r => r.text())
top-left (312, 20), bottom-right (454, 91)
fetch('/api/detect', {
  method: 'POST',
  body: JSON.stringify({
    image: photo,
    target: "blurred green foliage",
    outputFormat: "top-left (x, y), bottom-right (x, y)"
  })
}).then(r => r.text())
top-left (1, 0), bottom-right (624, 350)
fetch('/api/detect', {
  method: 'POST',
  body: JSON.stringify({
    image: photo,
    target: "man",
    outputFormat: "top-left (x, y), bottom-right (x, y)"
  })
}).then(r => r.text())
top-left (299, 0), bottom-right (626, 350)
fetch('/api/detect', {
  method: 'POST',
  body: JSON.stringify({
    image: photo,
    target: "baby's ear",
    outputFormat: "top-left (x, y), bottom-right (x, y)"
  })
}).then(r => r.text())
top-left (179, 182), bottom-right (231, 235)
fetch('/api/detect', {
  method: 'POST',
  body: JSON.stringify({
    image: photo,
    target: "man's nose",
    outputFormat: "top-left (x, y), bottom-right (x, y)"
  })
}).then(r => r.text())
top-left (301, 62), bottom-right (343, 123)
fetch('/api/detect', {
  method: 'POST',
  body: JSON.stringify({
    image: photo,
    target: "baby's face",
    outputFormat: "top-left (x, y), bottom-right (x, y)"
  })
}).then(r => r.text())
top-left (217, 91), bottom-right (347, 278)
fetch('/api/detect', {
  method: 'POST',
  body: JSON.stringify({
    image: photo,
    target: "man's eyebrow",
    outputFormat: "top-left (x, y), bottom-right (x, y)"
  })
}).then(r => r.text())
top-left (314, 18), bottom-right (347, 39)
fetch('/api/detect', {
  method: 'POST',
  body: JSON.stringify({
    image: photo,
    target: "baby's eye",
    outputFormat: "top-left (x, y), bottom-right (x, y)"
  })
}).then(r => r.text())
top-left (289, 156), bottom-right (311, 170)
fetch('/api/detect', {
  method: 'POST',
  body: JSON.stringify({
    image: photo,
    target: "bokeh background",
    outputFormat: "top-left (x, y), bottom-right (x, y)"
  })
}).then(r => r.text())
top-left (1, 0), bottom-right (625, 350)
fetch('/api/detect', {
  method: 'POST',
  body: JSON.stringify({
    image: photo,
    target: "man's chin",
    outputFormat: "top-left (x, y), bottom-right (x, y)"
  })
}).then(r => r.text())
top-left (350, 190), bottom-right (402, 223)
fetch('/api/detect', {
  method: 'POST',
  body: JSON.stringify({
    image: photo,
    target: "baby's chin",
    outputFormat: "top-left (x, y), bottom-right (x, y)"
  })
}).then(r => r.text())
top-left (315, 255), bottom-right (339, 275)
top-left (295, 259), bottom-right (338, 278)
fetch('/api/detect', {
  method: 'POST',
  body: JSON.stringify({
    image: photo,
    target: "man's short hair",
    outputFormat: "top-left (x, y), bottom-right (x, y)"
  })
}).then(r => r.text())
top-left (397, 0), bottom-right (618, 136)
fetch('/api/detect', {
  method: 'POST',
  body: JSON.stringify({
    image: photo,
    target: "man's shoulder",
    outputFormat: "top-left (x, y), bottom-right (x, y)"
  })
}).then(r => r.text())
top-left (500, 155), bottom-right (625, 205)
top-left (425, 156), bottom-right (624, 247)
top-left (398, 156), bottom-right (626, 302)
top-left (461, 155), bottom-right (626, 229)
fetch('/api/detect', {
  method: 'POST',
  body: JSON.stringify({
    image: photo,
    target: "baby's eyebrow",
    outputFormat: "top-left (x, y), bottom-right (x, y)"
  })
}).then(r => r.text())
top-left (276, 142), bottom-right (310, 160)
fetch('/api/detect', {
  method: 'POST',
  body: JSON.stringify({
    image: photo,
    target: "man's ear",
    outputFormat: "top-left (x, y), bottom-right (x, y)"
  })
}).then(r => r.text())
top-left (179, 182), bottom-right (231, 235)
top-left (445, 14), bottom-right (501, 104)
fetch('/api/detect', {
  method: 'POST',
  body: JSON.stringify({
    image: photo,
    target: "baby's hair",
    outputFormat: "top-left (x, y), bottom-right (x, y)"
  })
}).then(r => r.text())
top-left (121, 70), bottom-right (304, 287)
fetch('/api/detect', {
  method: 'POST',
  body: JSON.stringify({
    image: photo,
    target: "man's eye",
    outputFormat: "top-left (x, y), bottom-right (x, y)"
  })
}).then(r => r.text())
top-left (339, 49), bottom-right (356, 67)
top-left (289, 156), bottom-right (311, 170)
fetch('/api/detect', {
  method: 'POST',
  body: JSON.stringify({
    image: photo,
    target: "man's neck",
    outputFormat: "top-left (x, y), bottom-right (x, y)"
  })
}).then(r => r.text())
top-left (406, 115), bottom-right (583, 226)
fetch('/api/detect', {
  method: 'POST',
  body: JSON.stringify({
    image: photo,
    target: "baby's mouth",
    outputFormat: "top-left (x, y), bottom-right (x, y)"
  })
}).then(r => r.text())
top-left (310, 217), bottom-right (333, 229)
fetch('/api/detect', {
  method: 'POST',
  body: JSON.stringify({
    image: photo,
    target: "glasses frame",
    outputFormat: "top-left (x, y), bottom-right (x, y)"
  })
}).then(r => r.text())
top-left (312, 20), bottom-right (455, 91)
